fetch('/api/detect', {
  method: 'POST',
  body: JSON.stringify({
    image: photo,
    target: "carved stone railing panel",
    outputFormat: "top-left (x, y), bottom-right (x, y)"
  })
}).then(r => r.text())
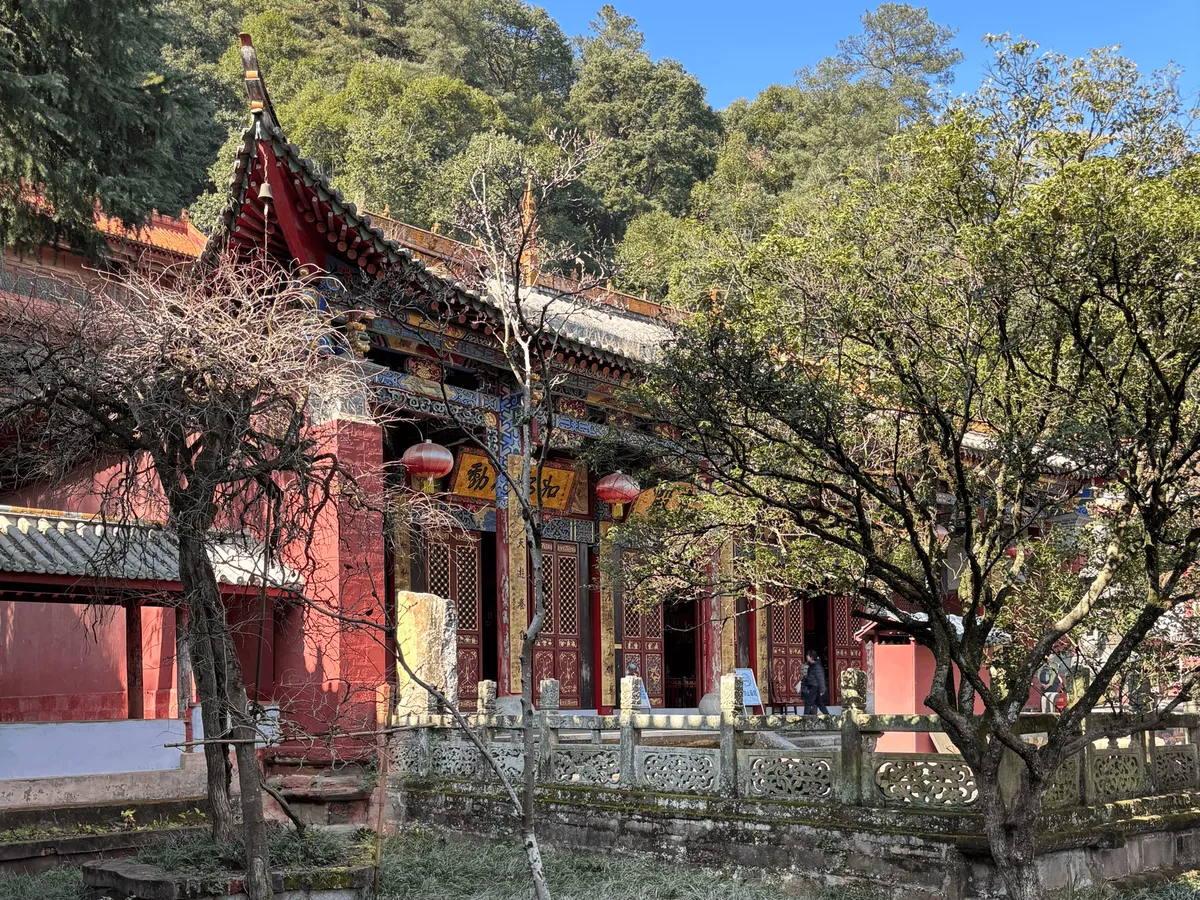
top-left (393, 691), bottom-right (1200, 811)
top-left (1092, 748), bottom-right (1143, 802)
top-left (553, 746), bottom-right (621, 787)
top-left (391, 734), bottom-right (426, 776)
top-left (1043, 755), bottom-right (1080, 809)
top-left (479, 743), bottom-right (525, 782)
top-left (874, 755), bottom-right (979, 807)
top-left (636, 746), bottom-right (720, 794)
top-left (738, 750), bottom-right (835, 801)
top-left (430, 741), bottom-right (480, 779)
top-left (1154, 743), bottom-right (1198, 793)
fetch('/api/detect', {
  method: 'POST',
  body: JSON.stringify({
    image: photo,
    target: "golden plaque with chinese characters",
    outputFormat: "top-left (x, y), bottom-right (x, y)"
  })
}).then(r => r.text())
top-left (450, 451), bottom-right (576, 511)
top-left (451, 451), bottom-right (499, 501)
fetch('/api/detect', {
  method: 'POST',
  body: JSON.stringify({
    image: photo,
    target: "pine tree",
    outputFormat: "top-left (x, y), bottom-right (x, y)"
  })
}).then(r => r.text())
top-left (568, 5), bottom-right (722, 243)
top-left (1, 0), bottom-right (213, 255)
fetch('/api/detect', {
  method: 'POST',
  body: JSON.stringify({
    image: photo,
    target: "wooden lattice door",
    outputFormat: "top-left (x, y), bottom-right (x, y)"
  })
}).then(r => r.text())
top-left (622, 602), bottom-right (664, 707)
top-left (426, 530), bottom-right (483, 709)
top-left (767, 587), bottom-right (805, 707)
top-left (828, 594), bottom-right (856, 705)
top-left (529, 541), bottom-right (583, 708)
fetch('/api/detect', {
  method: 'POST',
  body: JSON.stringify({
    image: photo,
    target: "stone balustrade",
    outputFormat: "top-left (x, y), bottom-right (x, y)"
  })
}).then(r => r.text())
top-left (389, 670), bottom-right (1200, 811)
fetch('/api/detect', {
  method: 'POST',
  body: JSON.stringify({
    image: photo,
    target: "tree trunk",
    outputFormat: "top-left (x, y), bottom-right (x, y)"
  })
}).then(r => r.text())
top-left (177, 533), bottom-right (272, 898)
top-left (229, 681), bottom-right (272, 900)
top-left (522, 830), bottom-right (552, 900)
top-left (178, 536), bottom-right (235, 843)
top-left (979, 781), bottom-right (1042, 900)
top-left (520, 533), bottom-right (552, 900)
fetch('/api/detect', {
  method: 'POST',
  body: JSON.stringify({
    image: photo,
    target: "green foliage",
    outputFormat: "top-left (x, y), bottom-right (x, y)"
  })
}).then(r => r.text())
top-left (267, 826), bottom-right (348, 868)
top-left (410, 0), bottom-right (574, 131)
top-left (569, 5), bottom-right (723, 242)
top-left (614, 4), bottom-right (961, 301)
top-left (135, 823), bottom-right (351, 892)
top-left (326, 71), bottom-right (507, 221)
top-left (14, 0), bottom-right (959, 278)
top-left (376, 828), bottom-right (795, 899)
top-left (0, 0), bottom-right (217, 255)
top-left (0, 808), bottom-right (207, 846)
top-left (640, 37), bottom-right (1200, 763)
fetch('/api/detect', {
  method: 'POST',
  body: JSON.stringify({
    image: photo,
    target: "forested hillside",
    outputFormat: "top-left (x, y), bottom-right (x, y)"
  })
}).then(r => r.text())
top-left (2, 1), bottom-right (964, 303)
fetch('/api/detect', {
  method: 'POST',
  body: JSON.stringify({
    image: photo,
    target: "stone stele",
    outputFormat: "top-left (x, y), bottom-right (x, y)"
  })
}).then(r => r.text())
top-left (395, 590), bottom-right (459, 715)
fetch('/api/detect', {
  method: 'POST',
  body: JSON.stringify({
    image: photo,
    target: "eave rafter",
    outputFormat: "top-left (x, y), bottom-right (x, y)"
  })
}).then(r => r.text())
top-left (198, 32), bottom-right (665, 410)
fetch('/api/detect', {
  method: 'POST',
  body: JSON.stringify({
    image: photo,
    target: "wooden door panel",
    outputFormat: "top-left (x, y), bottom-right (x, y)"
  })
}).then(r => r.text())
top-left (623, 599), bottom-right (665, 707)
top-left (767, 586), bottom-right (805, 706)
top-left (426, 530), bottom-right (482, 708)
top-left (828, 593), bottom-right (856, 706)
top-left (528, 541), bottom-right (583, 708)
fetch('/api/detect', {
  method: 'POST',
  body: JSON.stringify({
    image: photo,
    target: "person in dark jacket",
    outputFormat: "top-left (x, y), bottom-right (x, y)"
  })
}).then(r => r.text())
top-left (802, 650), bottom-right (829, 715)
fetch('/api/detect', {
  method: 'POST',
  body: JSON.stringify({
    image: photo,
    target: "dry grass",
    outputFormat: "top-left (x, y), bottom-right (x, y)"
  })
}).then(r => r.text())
top-left (3, 831), bottom-right (1199, 900)
top-left (376, 828), bottom-right (865, 899)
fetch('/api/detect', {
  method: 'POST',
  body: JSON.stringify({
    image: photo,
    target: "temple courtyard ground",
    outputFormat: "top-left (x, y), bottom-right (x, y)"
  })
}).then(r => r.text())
top-left (0, 829), bottom-right (1197, 900)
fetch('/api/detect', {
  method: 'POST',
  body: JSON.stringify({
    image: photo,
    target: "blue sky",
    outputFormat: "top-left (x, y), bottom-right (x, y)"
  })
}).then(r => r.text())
top-left (538, 1), bottom-right (1200, 110)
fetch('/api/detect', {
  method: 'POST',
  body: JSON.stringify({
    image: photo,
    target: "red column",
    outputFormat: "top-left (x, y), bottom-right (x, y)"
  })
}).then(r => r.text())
top-left (336, 419), bottom-right (387, 744)
top-left (272, 416), bottom-right (386, 761)
top-left (495, 514), bottom-right (510, 696)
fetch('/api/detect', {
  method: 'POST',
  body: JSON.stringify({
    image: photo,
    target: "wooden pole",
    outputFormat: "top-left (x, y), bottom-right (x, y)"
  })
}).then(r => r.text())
top-left (373, 683), bottom-right (391, 898)
top-left (176, 606), bottom-right (194, 745)
top-left (125, 598), bottom-right (144, 720)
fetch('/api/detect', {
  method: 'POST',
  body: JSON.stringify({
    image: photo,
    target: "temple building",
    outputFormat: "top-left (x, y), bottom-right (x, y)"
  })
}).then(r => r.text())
top-left (0, 35), bottom-right (868, 801)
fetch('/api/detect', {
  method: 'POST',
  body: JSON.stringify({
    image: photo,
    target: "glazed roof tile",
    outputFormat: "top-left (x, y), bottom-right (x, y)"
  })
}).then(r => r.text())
top-left (95, 211), bottom-right (207, 260)
top-left (0, 507), bottom-right (297, 589)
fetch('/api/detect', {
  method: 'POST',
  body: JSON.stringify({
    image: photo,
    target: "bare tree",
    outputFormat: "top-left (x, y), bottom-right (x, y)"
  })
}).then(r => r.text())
top-left (0, 259), bottom-right (380, 900)
top-left (355, 130), bottom-right (608, 900)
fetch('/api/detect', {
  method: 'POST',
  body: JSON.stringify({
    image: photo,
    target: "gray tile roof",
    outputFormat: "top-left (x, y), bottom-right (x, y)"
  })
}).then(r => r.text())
top-left (0, 507), bottom-right (297, 589)
top-left (517, 287), bottom-right (673, 365)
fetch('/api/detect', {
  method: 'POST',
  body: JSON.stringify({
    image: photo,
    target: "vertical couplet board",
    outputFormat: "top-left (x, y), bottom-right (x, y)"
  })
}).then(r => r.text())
top-left (529, 541), bottom-right (584, 708)
top-left (426, 530), bottom-right (483, 708)
top-left (767, 586), bottom-right (805, 707)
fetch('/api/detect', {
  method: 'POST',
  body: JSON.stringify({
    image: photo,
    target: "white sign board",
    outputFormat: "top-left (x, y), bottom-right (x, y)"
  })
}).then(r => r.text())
top-left (639, 680), bottom-right (651, 710)
top-left (735, 668), bottom-right (763, 708)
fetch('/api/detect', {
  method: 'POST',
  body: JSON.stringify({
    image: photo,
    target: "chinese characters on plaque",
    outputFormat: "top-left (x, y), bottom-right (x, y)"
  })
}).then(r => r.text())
top-left (450, 450), bottom-right (577, 511)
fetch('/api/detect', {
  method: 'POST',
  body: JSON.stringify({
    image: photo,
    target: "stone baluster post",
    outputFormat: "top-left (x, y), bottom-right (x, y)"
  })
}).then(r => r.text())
top-left (719, 673), bottom-right (743, 796)
top-left (1142, 728), bottom-right (1158, 795)
top-left (1075, 670), bottom-right (1096, 806)
top-left (416, 723), bottom-right (433, 779)
top-left (619, 676), bottom-right (643, 789)
top-left (837, 668), bottom-right (867, 805)
top-left (477, 680), bottom-right (497, 744)
top-left (538, 679), bottom-right (560, 781)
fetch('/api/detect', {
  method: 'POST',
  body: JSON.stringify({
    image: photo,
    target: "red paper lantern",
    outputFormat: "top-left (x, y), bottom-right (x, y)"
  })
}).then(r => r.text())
top-left (597, 471), bottom-right (640, 517)
top-left (401, 440), bottom-right (454, 492)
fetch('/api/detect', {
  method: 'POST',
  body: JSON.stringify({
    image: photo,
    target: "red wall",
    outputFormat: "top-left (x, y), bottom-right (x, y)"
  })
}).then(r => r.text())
top-left (872, 640), bottom-right (990, 754)
top-left (1, 417), bottom-right (387, 759)
top-left (0, 601), bottom-right (177, 722)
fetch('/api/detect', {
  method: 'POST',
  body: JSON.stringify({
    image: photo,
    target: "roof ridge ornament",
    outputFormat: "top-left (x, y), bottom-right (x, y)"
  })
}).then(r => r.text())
top-left (239, 33), bottom-right (276, 129)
